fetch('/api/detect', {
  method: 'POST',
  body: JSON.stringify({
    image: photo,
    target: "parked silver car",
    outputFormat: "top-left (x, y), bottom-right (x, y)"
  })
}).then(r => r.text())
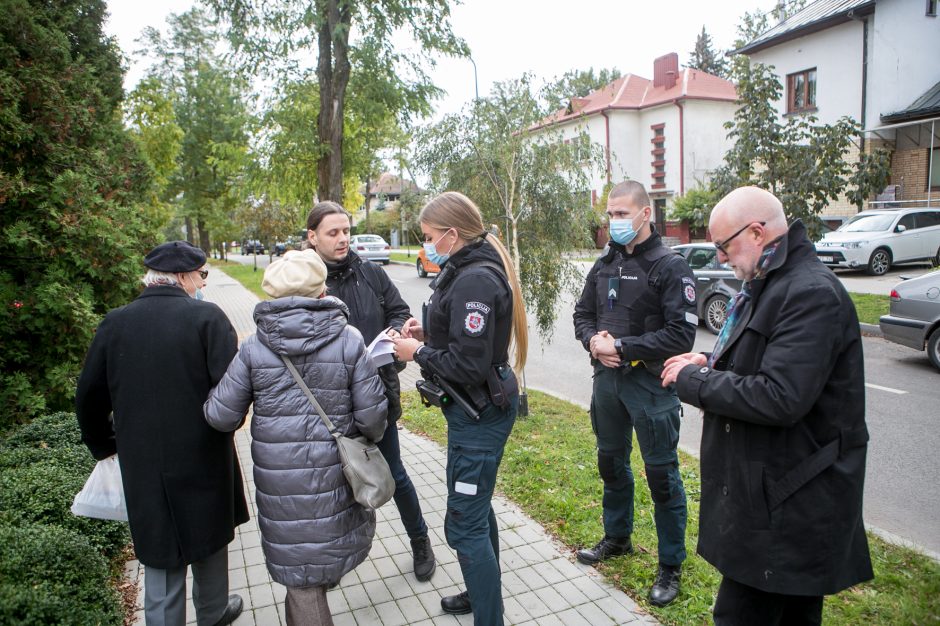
top-left (878, 270), bottom-right (940, 371)
top-left (673, 243), bottom-right (744, 334)
top-left (350, 234), bottom-right (390, 265)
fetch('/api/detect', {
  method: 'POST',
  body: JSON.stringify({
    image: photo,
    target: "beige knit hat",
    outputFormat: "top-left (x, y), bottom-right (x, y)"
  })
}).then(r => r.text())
top-left (262, 249), bottom-right (328, 299)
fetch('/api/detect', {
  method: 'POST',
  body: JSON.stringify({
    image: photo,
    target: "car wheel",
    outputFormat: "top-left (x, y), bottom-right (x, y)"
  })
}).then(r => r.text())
top-left (416, 258), bottom-right (427, 278)
top-left (704, 294), bottom-right (730, 335)
top-left (933, 246), bottom-right (940, 268)
top-left (928, 328), bottom-right (940, 371)
top-left (866, 248), bottom-right (891, 276)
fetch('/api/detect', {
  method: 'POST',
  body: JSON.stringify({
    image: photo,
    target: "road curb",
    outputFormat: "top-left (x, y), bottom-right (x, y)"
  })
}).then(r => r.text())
top-left (860, 322), bottom-right (883, 338)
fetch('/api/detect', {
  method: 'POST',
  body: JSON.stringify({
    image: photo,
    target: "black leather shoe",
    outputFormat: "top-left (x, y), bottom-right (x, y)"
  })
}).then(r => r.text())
top-left (212, 594), bottom-right (243, 626)
top-left (441, 590), bottom-right (472, 615)
top-left (576, 536), bottom-right (633, 565)
top-left (649, 563), bottom-right (681, 607)
top-left (411, 535), bottom-right (437, 582)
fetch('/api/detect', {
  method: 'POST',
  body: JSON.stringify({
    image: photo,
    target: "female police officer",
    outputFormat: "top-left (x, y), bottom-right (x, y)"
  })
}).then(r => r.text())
top-left (393, 191), bottom-right (527, 625)
top-left (306, 201), bottom-right (437, 582)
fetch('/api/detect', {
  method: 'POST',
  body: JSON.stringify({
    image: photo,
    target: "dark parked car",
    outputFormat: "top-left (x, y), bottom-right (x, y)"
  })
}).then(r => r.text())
top-left (242, 239), bottom-right (265, 254)
top-left (273, 242), bottom-right (287, 256)
top-left (879, 270), bottom-right (940, 371)
top-left (673, 243), bottom-right (743, 334)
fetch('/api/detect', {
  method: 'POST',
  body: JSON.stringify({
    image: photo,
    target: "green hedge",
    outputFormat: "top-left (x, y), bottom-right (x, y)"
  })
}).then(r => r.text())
top-left (0, 524), bottom-right (122, 626)
top-left (0, 412), bottom-right (129, 624)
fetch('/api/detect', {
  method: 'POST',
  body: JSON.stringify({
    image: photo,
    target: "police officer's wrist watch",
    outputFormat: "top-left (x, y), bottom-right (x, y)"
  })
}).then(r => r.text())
top-left (614, 338), bottom-right (624, 356)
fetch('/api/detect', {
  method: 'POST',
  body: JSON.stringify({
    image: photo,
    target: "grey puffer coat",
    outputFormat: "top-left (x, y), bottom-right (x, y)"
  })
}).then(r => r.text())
top-left (204, 296), bottom-right (387, 588)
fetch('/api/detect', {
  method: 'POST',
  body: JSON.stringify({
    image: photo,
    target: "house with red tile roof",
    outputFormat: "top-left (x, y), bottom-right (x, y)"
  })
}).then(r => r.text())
top-left (359, 172), bottom-right (423, 212)
top-left (529, 52), bottom-right (738, 226)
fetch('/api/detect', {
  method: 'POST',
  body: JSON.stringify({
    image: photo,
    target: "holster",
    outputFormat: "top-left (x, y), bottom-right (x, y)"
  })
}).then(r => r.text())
top-left (486, 363), bottom-right (518, 409)
top-left (416, 379), bottom-right (447, 408)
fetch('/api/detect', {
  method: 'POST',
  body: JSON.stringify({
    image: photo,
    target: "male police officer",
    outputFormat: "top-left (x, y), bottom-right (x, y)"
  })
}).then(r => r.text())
top-left (573, 180), bottom-right (697, 607)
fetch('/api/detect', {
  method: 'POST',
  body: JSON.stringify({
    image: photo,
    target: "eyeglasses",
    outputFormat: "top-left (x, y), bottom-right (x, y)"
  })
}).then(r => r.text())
top-left (714, 221), bottom-right (766, 255)
top-left (197, 269), bottom-right (209, 279)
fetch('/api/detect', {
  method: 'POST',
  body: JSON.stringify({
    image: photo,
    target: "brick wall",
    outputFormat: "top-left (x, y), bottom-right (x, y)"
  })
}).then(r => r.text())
top-left (890, 147), bottom-right (934, 203)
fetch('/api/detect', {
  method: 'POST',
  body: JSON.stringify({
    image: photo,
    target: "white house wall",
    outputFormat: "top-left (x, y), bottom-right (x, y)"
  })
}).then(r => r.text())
top-left (747, 19), bottom-right (864, 126)
top-left (681, 99), bottom-right (740, 192)
top-left (866, 0), bottom-right (940, 125)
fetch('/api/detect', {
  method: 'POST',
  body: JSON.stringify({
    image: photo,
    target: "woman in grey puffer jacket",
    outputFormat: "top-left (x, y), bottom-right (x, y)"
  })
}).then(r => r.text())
top-left (205, 249), bottom-right (387, 625)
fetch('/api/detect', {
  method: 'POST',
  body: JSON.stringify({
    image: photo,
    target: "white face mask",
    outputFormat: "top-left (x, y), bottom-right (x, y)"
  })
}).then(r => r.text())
top-left (185, 274), bottom-right (205, 300)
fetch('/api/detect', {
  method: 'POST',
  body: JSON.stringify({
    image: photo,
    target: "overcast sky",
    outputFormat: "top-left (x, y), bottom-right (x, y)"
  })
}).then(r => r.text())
top-left (104, 0), bottom-right (778, 120)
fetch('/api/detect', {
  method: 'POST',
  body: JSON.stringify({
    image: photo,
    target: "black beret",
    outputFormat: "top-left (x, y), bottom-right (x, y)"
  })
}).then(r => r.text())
top-left (144, 241), bottom-right (207, 273)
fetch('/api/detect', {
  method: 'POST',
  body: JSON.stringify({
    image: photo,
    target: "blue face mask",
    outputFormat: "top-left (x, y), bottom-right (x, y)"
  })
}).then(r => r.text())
top-left (608, 214), bottom-right (643, 246)
top-left (423, 229), bottom-right (455, 266)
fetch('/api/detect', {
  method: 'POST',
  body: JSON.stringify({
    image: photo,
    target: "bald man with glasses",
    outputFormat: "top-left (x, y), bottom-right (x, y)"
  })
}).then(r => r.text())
top-left (661, 187), bottom-right (873, 625)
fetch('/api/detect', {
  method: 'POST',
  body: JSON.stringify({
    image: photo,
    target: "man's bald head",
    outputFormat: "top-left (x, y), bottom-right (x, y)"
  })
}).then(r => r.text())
top-left (709, 186), bottom-right (788, 281)
top-left (710, 186), bottom-right (787, 236)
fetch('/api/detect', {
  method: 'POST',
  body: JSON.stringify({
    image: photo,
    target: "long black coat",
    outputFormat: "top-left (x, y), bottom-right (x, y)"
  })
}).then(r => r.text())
top-left (76, 285), bottom-right (249, 569)
top-left (676, 221), bottom-right (873, 596)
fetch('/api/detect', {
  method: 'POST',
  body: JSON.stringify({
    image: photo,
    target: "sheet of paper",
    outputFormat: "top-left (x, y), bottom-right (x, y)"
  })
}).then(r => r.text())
top-left (366, 328), bottom-right (396, 367)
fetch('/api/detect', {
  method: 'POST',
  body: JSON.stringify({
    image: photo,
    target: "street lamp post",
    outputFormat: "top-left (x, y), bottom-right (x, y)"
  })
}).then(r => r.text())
top-left (469, 56), bottom-right (479, 101)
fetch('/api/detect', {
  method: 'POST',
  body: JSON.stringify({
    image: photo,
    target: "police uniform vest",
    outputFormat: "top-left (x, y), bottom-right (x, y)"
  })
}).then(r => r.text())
top-left (593, 242), bottom-right (677, 340)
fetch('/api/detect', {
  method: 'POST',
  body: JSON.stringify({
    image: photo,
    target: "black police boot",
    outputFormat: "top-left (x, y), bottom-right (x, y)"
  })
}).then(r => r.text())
top-left (410, 535), bottom-right (436, 582)
top-left (576, 535), bottom-right (633, 565)
top-left (649, 563), bottom-right (681, 607)
top-left (441, 590), bottom-right (472, 615)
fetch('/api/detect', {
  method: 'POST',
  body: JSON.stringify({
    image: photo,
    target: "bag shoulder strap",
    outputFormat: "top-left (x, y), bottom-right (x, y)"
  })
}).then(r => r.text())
top-left (357, 258), bottom-right (386, 306)
top-left (280, 355), bottom-right (338, 435)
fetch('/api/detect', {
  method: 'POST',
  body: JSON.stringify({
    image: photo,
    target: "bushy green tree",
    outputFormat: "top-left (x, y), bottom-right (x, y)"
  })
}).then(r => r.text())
top-left (414, 76), bottom-right (604, 337)
top-left (138, 8), bottom-right (253, 253)
top-left (670, 185), bottom-right (719, 231)
top-left (206, 0), bottom-right (468, 203)
top-left (0, 0), bottom-right (155, 426)
top-left (712, 61), bottom-right (890, 239)
top-left (542, 67), bottom-right (622, 112)
top-left (688, 26), bottom-right (728, 78)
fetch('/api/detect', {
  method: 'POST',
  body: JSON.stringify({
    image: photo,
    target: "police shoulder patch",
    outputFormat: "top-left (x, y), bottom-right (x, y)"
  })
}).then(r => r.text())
top-left (681, 276), bottom-right (697, 305)
top-left (465, 301), bottom-right (491, 315)
top-left (464, 310), bottom-right (486, 336)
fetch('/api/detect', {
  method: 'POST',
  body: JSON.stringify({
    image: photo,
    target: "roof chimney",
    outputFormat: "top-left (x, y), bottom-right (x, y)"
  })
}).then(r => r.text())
top-left (653, 53), bottom-right (679, 89)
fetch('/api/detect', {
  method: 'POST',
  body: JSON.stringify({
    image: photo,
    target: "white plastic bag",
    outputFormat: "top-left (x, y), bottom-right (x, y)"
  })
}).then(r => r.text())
top-left (71, 454), bottom-right (128, 522)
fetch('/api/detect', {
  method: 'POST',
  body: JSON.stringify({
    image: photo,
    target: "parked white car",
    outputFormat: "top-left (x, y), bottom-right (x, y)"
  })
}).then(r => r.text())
top-left (814, 208), bottom-right (940, 275)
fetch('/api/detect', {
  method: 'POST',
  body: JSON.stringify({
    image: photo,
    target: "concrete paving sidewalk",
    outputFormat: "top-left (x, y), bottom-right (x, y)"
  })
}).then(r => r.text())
top-left (126, 267), bottom-right (659, 625)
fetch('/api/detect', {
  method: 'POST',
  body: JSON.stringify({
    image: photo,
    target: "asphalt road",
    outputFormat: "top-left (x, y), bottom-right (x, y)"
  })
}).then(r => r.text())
top-left (226, 252), bottom-right (940, 555)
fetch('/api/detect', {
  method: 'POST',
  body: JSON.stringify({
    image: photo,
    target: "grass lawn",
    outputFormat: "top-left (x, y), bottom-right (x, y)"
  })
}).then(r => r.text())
top-left (850, 292), bottom-right (890, 325)
top-left (210, 260), bottom-right (268, 301)
top-left (390, 248), bottom-right (421, 264)
top-left (400, 390), bottom-right (940, 626)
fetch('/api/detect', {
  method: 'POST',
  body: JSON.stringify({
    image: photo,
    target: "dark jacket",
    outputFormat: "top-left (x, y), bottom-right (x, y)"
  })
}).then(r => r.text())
top-left (325, 251), bottom-right (411, 420)
top-left (573, 229), bottom-right (697, 364)
top-left (204, 296), bottom-right (387, 588)
top-left (676, 221), bottom-right (872, 595)
top-left (75, 286), bottom-right (249, 569)
top-left (414, 240), bottom-right (512, 389)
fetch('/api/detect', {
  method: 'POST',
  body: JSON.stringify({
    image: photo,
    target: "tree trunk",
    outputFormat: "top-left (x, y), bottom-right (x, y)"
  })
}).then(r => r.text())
top-left (316, 0), bottom-right (352, 203)
top-left (185, 216), bottom-right (194, 244)
top-left (197, 218), bottom-right (210, 253)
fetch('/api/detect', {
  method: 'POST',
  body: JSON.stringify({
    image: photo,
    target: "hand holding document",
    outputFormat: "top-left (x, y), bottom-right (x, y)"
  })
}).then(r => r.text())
top-left (367, 328), bottom-right (398, 367)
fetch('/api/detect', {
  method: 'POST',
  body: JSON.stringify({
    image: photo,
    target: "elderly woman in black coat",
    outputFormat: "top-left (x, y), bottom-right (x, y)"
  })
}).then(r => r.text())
top-left (76, 240), bottom-right (248, 626)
